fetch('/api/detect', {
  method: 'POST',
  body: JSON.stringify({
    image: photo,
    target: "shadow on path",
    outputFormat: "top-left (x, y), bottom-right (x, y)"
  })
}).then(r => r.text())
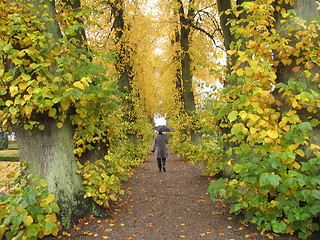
top-left (48, 149), bottom-right (303, 240)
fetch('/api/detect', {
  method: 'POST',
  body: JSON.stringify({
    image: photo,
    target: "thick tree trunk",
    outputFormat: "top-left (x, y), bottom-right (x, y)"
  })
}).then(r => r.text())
top-left (216, 0), bottom-right (255, 177)
top-left (9, 0), bottom-right (107, 229)
top-left (274, 0), bottom-right (320, 160)
top-left (13, 118), bottom-right (106, 229)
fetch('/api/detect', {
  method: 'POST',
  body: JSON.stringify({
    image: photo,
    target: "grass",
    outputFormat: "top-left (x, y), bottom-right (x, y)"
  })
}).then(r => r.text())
top-left (0, 140), bottom-right (19, 161)
top-left (0, 150), bottom-right (19, 162)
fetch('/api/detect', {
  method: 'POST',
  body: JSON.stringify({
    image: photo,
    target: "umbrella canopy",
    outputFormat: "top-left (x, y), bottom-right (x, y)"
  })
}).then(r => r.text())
top-left (152, 125), bottom-right (175, 132)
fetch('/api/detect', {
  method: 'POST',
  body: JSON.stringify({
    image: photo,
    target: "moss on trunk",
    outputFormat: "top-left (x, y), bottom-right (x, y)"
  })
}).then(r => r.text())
top-left (14, 118), bottom-right (107, 229)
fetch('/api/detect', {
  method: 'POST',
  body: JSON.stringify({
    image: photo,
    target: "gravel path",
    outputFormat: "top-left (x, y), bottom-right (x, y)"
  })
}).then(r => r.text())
top-left (48, 150), bottom-right (308, 240)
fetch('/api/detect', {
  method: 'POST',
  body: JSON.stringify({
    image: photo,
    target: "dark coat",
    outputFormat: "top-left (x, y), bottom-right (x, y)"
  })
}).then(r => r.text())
top-left (151, 133), bottom-right (168, 158)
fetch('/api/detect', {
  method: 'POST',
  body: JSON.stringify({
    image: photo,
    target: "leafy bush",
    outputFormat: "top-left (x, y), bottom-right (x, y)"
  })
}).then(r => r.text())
top-left (170, 131), bottom-right (223, 176)
top-left (0, 132), bottom-right (8, 150)
top-left (0, 174), bottom-right (61, 240)
top-left (77, 140), bottom-right (149, 208)
top-left (209, 154), bottom-right (320, 239)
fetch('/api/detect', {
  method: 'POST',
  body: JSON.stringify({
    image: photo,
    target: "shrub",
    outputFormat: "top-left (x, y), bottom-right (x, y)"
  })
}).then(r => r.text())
top-left (0, 132), bottom-right (8, 150)
top-left (0, 174), bottom-right (61, 240)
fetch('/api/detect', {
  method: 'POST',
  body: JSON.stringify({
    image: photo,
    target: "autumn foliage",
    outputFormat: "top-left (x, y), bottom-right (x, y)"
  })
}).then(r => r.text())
top-left (0, 0), bottom-right (320, 239)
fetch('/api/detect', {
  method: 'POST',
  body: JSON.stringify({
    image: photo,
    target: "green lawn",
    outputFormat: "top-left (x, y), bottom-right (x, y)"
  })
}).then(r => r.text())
top-left (0, 149), bottom-right (19, 162)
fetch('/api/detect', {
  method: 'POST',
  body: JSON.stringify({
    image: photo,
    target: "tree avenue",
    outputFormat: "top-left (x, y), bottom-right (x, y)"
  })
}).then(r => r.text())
top-left (0, 0), bottom-right (319, 239)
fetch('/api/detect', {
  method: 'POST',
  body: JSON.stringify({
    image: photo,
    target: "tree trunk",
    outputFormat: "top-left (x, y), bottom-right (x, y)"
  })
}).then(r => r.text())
top-left (274, 0), bottom-right (320, 160)
top-left (176, 0), bottom-right (202, 145)
top-left (112, 0), bottom-right (140, 144)
top-left (13, 118), bottom-right (106, 229)
top-left (216, 0), bottom-right (255, 177)
top-left (9, 0), bottom-right (107, 229)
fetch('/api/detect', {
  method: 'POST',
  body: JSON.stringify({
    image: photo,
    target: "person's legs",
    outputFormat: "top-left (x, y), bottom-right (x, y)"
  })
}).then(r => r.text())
top-left (157, 158), bottom-right (162, 172)
top-left (162, 158), bottom-right (166, 172)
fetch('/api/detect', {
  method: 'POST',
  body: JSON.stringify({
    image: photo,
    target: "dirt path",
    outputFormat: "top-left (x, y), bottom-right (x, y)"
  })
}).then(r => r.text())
top-left (51, 150), bottom-right (303, 240)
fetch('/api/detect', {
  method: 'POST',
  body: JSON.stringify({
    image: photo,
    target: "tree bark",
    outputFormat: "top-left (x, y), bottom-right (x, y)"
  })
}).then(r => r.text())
top-left (274, 0), bottom-right (320, 160)
top-left (8, 0), bottom-right (107, 229)
top-left (176, 0), bottom-right (202, 145)
top-left (111, 0), bottom-right (141, 144)
top-left (14, 118), bottom-right (106, 229)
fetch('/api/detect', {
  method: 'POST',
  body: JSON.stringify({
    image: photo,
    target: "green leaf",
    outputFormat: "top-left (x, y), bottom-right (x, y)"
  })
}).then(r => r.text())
top-left (311, 190), bottom-right (320, 200)
top-left (67, 89), bottom-right (82, 98)
top-left (298, 122), bottom-right (312, 132)
top-left (234, 163), bottom-right (244, 173)
top-left (259, 173), bottom-right (281, 187)
top-left (26, 223), bottom-right (41, 237)
top-left (272, 220), bottom-right (287, 233)
top-left (227, 111), bottom-right (238, 122)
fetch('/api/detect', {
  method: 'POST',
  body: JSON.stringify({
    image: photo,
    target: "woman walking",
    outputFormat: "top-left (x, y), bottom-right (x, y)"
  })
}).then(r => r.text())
top-left (151, 131), bottom-right (169, 172)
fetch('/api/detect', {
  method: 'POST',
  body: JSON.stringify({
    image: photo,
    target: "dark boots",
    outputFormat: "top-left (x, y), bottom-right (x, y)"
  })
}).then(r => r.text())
top-left (157, 158), bottom-right (167, 172)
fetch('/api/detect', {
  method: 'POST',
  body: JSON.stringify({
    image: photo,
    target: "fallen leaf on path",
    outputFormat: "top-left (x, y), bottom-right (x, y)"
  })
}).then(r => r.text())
top-left (105, 228), bottom-right (113, 232)
top-left (83, 231), bottom-right (93, 235)
top-left (144, 223), bottom-right (153, 227)
top-left (219, 232), bottom-right (225, 236)
top-left (261, 231), bottom-right (275, 239)
top-left (244, 233), bottom-right (258, 238)
top-left (79, 216), bottom-right (95, 224)
top-left (73, 225), bottom-right (81, 231)
top-left (102, 236), bottom-right (109, 239)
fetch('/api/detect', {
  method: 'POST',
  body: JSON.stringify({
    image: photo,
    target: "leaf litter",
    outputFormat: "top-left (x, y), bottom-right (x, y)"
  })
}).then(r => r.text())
top-left (44, 150), bottom-right (300, 240)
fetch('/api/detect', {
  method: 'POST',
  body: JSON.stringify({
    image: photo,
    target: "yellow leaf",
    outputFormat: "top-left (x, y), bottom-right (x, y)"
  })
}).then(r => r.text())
top-left (24, 106), bottom-right (33, 118)
top-left (292, 161), bottom-right (301, 169)
top-left (73, 81), bottom-right (85, 90)
top-left (99, 185), bottom-right (106, 193)
top-left (267, 130), bottom-right (278, 139)
top-left (288, 144), bottom-right (298, 151)
top-left (295, 149), bottom-right (305, 157)
top-left (57, 122), bottom-right (63, 128)
top-left (23, 215), bottom-right (34, 226)
top-left (281, 58), bottom-right (292, 65)
top-left (236, 69), bottom-right (245, 76)
top-left (239, 111), bottom-right (247, 120)
top-left (250, 127), bottom-right (258, 134)
top-left (304, 70), bottom-right (312, 78)
top-left (48, 108), bottom-right (57, 118)
top-left (61, 100), bottom-right (70, 111)
top-left (9, 86), bottom-right (19, 96)
top-left (19, 81), bottom-right (28, 90)
top-left (21, 72), bottom-right (31, 81)
top-left (292, 100), bottom-right (302, 109)
top-left (43, 194), bottom-right (55, 204)
top-left (6, 171), bottom-right (16, 178)
top-left (105, 229), bottom-right (113, 232)
top-left (264, 138), bottom-right (273, 144)
top-left (51, 48), bottom-right (61, 55)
